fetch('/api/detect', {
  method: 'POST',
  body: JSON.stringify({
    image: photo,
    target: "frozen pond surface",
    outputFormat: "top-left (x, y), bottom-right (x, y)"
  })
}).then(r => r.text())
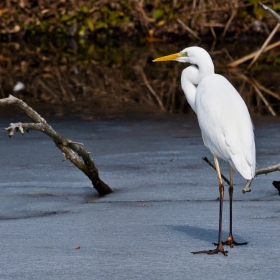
top-left (0, 112), bottom-right (279, 279)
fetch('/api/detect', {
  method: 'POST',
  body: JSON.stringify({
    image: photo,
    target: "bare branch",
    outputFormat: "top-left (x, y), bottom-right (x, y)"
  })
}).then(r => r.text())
top-left (136, 66), bottom-right (165, 111)
top-left (255, 163), bottom-right (280, 176)
top-left (0, 95), bottom-right (48, 124)
top-left (222, 9), bottom-right (237, 38)
top-left (251, 78), bottom-right (280, 101)
top-left (242, 163), bottom-right (280, 193)
top-left (1, 95), bottom-right (112, 196)
top-left (203, 157), bottom-right (280, 194)
top-left (202, 157), bottom-right (230, 185)
top-left (247, 23), bottom-right (280, 70)
top-left (242, 179), bottom-right (253, 194)
top-left (227, 41), bottom-right (280, 68)
top-left (243, 4), bottom-right (280, 70)
top-left (38, 80), bottom-right (60, 101)
top-left (228, 71), bottom-right (277, 116)
top-left (259, 3), bottom-right (280, 23)
top-left (249, 76), bottom-right (277, 116)
top-left (177, 18), bottom-right (201, 40)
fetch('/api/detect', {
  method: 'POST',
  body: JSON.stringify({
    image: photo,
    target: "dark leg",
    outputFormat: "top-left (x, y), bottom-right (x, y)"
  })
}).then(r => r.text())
top-left (222, 166), bottom-right (248, 247)
top-left (192, 156), bottom-right (228, 256)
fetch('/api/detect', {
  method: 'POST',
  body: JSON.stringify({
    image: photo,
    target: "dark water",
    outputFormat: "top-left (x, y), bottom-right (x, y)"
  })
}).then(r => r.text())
top-left (0, 37), bottom-right (279, 119)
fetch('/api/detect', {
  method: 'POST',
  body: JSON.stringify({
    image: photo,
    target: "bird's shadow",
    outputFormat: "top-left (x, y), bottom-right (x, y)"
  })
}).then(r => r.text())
top-left (168, 225), bottom-right (247, 244)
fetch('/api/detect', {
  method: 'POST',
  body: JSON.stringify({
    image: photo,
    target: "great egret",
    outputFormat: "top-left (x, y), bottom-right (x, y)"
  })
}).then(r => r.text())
top-left (153, 47), bottom-right (255, 256)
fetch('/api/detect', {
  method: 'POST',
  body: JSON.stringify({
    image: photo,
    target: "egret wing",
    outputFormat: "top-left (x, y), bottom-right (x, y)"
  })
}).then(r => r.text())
top-left (196, 74), bottom-right (255, 179)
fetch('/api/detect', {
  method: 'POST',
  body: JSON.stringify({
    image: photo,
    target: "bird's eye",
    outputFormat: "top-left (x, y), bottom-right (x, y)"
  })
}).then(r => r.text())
top-left (181, 51), bottom-right (188, 57)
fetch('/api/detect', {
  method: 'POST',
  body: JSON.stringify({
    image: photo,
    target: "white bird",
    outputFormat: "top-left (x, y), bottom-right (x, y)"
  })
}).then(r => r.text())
top-left (153, 47), bottom-right (255, 256)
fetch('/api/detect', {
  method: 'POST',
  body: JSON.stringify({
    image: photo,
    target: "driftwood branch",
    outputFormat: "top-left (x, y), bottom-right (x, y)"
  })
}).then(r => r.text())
top-left (1, 95), bottom-right (113, 196)
top-left (242, 179), bottom-right (253, 194)
top-left (202, 157), bottom-right (280, 194)
top-left (255, 163), bottom-right (280, 176)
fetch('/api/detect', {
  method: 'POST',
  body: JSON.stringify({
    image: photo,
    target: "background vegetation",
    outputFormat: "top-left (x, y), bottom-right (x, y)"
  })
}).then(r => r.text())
top-left (1, 0), bottom-right (279, 40)
top-left (1, 1), bottom-right (279, 117)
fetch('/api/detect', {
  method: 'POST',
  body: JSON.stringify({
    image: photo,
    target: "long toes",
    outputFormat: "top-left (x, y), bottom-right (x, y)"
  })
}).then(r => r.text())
top-left (192, 249), bottom-right (228, 256)
top-left (213, 240), bottom-right (248, 247)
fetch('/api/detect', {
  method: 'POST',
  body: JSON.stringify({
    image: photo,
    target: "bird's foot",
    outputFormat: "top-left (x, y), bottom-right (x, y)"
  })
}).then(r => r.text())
top-left (213, 235), bottom-right (248, 248)
top-left (192, 245), bottom-right (228, 256)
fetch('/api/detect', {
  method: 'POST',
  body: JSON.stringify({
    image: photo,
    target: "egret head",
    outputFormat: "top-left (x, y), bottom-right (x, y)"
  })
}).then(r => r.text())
top-left (153, 46), bottom-right (214, 77)
top-left (153, 46), bottom-right (212, 65)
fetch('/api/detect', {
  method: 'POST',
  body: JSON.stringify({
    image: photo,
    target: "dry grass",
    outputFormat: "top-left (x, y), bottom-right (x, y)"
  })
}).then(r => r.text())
top-left (0, 1), bottom-right (277, 39)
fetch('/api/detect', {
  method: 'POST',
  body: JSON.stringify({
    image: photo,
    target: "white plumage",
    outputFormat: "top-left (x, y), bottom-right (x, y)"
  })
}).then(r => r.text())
top-left (153, 46), bottom-right (256, 255)
top-left (195, 73), bottom-right (255, 179)
top-left (155, 46), bottom-right (255, 179)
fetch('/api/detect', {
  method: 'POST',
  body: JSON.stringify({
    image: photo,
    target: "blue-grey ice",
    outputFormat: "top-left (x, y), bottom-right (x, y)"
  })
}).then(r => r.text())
top-left (0, 113), bottom-right (279, 279)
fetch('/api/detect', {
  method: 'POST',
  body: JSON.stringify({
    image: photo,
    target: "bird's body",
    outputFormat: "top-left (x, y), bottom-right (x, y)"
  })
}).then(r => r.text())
top-left (181, 66), bottom-right (199, 112)
top-left (195, 73), bottom-right (255, 179)
top-left (154, 46), bottom-right (256, 256)
top-left (179, 47), bottom-right (255, 180)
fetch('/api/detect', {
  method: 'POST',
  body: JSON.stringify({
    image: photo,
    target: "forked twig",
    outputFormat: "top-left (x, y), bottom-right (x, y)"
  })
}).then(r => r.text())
top-left (256, 163), bottom-right (280, 175)
top-left (243, 163), bottom-right (280, 193)
top-left (0, 95), bottom-right (113, 196)
top-left (203, 157), bottom-right (280, 193)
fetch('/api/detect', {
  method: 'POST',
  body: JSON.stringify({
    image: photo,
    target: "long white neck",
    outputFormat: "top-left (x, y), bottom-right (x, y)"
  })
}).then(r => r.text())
top-left (181, 73), bottom-right (197, 113)
top-left (181, 66), bottom-right (201, 113)
top-left (195, 59), bottom-right (215, 80)
top-left (179, 47), bottom-right (215, 113)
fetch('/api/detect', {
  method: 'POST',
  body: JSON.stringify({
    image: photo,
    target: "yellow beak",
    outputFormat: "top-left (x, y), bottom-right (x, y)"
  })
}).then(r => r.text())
top-left (153, 52), bottom-right (182, 62)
